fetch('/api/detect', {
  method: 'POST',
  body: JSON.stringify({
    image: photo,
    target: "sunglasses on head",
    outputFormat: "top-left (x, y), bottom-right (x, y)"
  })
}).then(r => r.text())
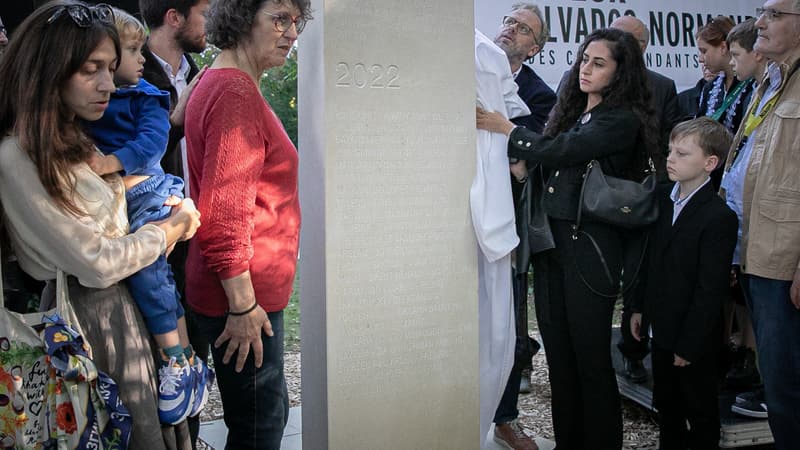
top-left (47, 3), bottom-right (114, 28)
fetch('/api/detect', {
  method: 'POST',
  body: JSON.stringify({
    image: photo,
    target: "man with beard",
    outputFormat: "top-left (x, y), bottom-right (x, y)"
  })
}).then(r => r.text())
top-left (491, 3), bottom-right (556, 450)
top-left (138, 1), bottom-right (210, 448)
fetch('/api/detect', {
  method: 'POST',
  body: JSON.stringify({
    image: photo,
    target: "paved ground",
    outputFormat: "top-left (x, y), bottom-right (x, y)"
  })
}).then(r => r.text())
top-left (198, 408), bottom-right (555, 450)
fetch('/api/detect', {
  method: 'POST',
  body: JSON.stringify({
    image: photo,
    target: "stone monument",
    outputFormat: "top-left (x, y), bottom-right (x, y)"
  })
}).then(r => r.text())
top-left (298, 0), bottom-right (479, 448)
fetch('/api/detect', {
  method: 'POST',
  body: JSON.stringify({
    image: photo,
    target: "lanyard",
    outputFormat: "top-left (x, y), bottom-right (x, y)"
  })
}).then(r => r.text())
top-left (743, 86), bottom-right (782, 137)
top-left (711, 80), bottom-right (748, 122)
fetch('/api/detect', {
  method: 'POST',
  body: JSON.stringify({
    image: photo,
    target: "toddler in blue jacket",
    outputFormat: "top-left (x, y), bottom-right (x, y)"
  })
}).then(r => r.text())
top-left (86, 7), bottom-right (211, 426)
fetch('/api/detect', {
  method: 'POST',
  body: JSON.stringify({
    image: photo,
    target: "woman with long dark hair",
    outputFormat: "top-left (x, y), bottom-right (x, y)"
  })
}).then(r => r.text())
top-left (0, 2), bottom-right (200, 447)
top-left (477, 28), bottom-right (658, 448)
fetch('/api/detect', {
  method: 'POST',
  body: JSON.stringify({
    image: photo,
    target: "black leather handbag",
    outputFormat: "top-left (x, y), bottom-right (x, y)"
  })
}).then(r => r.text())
top-left (571, 159), bottom-right (656, 298)
top-left (576, 159), bottom-right (658, 230)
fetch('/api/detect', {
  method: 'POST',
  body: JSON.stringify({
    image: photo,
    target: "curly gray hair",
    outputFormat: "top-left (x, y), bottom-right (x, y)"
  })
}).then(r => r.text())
top-left (206, 0), bottom-right (312, 49)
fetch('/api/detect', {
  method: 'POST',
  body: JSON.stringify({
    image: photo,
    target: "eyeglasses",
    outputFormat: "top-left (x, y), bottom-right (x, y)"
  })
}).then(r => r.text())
top-left (756, 7), bottom-right (800, 21)
top-left (46, 3), bottom-right (114, 28)
top-left (502, 16), bottom-right (539, 44)
top-left (264, 11), bottom-right (306, 34)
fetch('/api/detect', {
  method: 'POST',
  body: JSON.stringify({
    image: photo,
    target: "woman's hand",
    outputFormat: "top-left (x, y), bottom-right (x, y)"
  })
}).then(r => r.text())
top-left (630, 312), bottom-right (643, 341)
top-left (217, 271), bottom-right (274, 372)
top-left (510, 160), bottom-right (528, 182)
top-left (476, 107), bottom-right (515, 136)
top-left (170, 198), bottom-right (201, 241)
top-left (673, 354), bottom-right (691, 367)
top-left (87, 153), bottom-right (123, 176)
top-left (216, 305), bottom-right (274, 372)
top-left (171, 66), bottom-right (207, 126)
top-left (152, 198), bottom-right (200, 247)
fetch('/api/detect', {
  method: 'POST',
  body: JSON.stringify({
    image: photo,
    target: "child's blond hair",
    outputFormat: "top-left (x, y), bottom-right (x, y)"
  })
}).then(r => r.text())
top-left (111, 7), bottom-right (146, 44)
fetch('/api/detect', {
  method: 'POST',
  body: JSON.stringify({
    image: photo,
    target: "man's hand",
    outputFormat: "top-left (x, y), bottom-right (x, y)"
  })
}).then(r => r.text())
top-left (171, 66), bottom-right (207, 126)
top-left (791, 268), bottom-right (800, 310)
top-left (673, 354), bottom-right (691, 367)
top-left (215, 305), bottom-right (274, 372)
top-left (630, 312), bottom-right (643, 341)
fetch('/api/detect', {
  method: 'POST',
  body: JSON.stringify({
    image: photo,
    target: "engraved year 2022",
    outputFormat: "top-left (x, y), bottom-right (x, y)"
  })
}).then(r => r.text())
top-left (336, 63), bottom-right (400, 89)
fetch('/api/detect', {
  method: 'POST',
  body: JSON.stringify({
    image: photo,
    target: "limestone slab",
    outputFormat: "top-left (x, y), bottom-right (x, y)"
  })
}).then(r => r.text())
top-left (298, 1), bottom-right (478, 448)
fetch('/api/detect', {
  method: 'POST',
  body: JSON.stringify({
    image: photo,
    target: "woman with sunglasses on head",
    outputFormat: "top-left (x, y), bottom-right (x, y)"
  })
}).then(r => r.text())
top-left (0, 2), bottom-right (200, 448)
top-left (477, 28), bottom-right (659, 449)
top-left (183, 0), bottom-right (311, 447)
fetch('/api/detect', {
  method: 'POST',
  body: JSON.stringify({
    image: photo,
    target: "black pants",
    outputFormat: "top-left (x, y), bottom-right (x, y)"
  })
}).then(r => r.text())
top-left (652, 345), bottom-right (720, 449)
top-left (533, 219), bottom-right (623, 450)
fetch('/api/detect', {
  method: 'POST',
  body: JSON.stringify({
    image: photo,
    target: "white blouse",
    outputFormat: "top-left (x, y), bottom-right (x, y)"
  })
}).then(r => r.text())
top-left (0, 136), bottom-right (166, 288)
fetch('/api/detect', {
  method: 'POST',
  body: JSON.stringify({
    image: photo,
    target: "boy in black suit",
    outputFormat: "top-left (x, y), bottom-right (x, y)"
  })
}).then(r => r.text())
top-left (631, 117), bottom-right (738, 449)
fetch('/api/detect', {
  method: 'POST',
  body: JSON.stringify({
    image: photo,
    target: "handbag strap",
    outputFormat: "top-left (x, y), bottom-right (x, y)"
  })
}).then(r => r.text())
top-left (571, 156), bottom-right (654, 297)
top-left (572, 230), bottom-right (649, 299)
top-left (574, 160), bottom-right (595, 234)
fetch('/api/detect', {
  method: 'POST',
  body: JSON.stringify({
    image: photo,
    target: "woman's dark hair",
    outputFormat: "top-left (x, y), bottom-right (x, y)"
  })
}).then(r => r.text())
top-left (0, 0), bottom-right (120, 216)
top-left (206, 0), bottom-right (312, 50)
top-left (545, 28), bottom-right (659, 178)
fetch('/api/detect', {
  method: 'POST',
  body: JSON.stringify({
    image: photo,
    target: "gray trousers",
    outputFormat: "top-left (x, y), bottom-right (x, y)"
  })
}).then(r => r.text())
top-left (43, 278), bottom-right (191, 450)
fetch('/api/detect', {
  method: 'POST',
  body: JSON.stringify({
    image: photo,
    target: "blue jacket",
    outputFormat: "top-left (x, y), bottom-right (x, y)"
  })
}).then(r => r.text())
top-left (88, 79), bottom-right (171, 177)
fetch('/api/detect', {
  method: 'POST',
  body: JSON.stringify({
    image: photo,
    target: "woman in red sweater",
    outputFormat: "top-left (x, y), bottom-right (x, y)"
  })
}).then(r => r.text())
top-left (183, 1), bottom-right (311, 447)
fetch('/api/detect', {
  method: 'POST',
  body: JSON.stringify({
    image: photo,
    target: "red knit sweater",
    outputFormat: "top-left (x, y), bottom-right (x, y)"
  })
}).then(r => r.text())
top-left (184, 68), bottom-right (300, 316)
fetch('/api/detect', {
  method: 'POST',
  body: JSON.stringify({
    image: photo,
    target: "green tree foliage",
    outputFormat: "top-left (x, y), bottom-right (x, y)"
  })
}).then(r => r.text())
top-left (192, 46), bottom-right (299, 146)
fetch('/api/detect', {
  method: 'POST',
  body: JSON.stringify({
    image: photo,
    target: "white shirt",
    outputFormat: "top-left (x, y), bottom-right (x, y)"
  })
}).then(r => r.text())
top-left (512, 65), bottom-right (522, 80)
top-left (670, 177), bottom-right (710, 225)
top-left (151, 52), bottom-right (192, 197)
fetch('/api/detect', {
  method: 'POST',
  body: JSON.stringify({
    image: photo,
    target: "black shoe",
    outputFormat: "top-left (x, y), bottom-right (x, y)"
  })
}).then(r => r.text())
top-left (623, 357), bottom-right (648, 383)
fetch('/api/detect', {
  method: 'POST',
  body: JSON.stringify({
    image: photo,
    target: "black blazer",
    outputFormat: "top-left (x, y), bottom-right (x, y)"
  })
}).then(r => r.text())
top-left (512, 65), bottom-right (557, 133)
top-left (508, 102), bottom-right (642, 221)
top-left (676, 78), bottom-right (707, 122)
top-left (648, 70), bottom-right (680, 155)
top-left (510, 66), bottom-right (557, 269)
top-left (633, 181), bottom-right (738, 362)
top-left (141, 44), bottom-right (200, 180)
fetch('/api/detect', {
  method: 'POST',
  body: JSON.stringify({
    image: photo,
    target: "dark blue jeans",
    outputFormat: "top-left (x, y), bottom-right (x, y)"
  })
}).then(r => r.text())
top-left (195, 310), bottom-right (288, 450)
top-left (740, 274), bottom-right (800, 450)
